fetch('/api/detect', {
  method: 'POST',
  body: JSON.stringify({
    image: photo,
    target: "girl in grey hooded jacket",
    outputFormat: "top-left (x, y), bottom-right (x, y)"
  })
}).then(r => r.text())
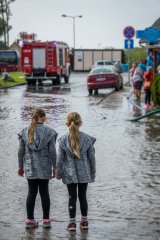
top-left (56, 112), bottom-right (96, 231)
top-left (18, 108), bottom-right (57, 228)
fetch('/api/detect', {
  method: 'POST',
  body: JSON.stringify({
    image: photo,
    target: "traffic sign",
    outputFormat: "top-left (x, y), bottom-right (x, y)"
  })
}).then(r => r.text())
top-left (124, 39), bottom-right (134, 49)
top-left (123, 26), bottom-right (135, 39)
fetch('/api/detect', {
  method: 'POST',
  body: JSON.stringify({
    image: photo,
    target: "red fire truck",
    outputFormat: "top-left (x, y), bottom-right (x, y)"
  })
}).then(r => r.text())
top-left (21, 40), bottom-right (70, 85)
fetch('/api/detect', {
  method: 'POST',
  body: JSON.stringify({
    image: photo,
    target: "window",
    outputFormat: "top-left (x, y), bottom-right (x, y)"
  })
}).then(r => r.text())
top-left (0, 51), bottom-right (18, 64)
top-left (91, 68), bottom-right (112, 74)
top-left (59, 48), bottom-right (63, 65)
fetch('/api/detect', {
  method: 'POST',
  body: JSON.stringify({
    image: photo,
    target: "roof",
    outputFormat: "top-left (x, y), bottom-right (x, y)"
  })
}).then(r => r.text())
top-left (139, 18), bottom-right (160, 46)
top-left (9, 41), bottom-right (21, 52)
top-left (152, 17), bottom-right (160, 29)
top-left (143, 44), bottom-right (160, 49)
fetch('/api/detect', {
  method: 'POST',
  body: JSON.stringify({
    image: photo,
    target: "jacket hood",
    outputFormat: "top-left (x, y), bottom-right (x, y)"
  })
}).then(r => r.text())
top-left (18, 124), bottom-right (57, 151)
top-left (59, 131), bottom-right (96, 158)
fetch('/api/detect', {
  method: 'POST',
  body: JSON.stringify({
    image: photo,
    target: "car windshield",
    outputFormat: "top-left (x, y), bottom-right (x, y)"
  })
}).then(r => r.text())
top-left (91, 68), bottom-right (113, 74)
top-left (105, 61), bottom-right (113, 65)
top-left (97, 62), bottom-right (105, 65)
top-left (96, 61), bottom-right (113, 66)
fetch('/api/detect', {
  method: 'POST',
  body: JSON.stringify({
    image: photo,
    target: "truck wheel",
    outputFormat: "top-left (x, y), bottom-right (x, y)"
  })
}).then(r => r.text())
top-left (27, 79), bottom-right (32, 85)
top-left (38, 79), bottom-right (43, 86)
top-left (30, 79), bottom-right (36, 85)
top-left (88, 89), bottom-right (93, 95)
top-left (57, 75), bottom-right (61, 85)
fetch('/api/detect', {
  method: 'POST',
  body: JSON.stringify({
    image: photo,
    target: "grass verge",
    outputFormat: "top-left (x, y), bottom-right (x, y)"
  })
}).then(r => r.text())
top-left (0, 72), bottom-right (26, 87)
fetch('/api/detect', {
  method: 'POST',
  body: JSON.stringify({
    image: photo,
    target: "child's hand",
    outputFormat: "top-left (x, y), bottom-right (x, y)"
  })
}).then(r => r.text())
top-left (18, 168), bottom-right (24, 177)
top-left (91, 172), bottom-right (96, 179)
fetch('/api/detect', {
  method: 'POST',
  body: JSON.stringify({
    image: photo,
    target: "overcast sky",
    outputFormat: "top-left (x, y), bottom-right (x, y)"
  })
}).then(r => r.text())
top-left (9, 0), bottom-right (160, 49)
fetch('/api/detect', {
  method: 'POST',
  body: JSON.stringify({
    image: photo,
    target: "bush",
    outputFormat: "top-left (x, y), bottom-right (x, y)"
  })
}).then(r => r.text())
top-left (151, 74), bottom-right (160, 106)
top-left (124, 47), bottom-right (147, 68)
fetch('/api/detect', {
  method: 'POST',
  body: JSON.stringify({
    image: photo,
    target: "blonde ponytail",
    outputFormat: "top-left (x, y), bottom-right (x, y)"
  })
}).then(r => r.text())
top-left (28, 108), bottom-right (45, 144)
top-left (66, 112), bottom-right (82, 159)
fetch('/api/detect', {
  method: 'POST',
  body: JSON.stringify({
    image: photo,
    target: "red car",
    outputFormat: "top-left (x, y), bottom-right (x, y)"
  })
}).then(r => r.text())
top-left (87, 66), bottom-right (123, 95)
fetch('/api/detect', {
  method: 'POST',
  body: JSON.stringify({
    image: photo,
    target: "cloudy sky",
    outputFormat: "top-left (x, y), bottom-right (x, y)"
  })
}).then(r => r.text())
top-left (9, 0), bottom-right (160, 49)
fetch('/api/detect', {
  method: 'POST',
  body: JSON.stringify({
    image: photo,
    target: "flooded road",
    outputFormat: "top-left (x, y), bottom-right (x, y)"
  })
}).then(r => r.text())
top-left (0, 73), bottom-right (160, 240)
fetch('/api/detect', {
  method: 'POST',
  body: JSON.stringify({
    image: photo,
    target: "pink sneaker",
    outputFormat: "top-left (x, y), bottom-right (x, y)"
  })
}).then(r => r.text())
top-left (25, 219), bottom-right (38, 228)
top-left (42, 219), bottom-right (51, 228)
top-left (144, 104), bottom-right (148, 110)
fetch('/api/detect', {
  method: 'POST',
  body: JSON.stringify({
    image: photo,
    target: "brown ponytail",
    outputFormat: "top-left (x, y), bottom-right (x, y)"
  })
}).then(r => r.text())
top-left (28, 108), bottom-right (45, 144)
top-left (66, 112), bottom-right (82, 159)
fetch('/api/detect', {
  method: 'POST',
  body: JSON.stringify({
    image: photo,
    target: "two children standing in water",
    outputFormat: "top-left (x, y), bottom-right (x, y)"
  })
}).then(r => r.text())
top-left (18, 109), bottom-right (96, 230)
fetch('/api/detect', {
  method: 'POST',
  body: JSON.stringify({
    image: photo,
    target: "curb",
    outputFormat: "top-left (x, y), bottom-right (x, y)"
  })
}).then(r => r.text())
top-left (0, 82), bottom-right (27, 89)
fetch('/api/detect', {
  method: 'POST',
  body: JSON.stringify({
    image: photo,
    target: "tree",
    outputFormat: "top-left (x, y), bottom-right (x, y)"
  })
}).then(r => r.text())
top-left (0, 0), bottom-right (16, 49)
top-left (124, 47), bottom-right (147, 68)
top-left (0, 17), bottom-right (5, 37)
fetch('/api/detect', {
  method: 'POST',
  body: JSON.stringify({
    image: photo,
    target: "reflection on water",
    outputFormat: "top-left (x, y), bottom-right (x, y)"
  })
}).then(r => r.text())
top-left (131, 99), bottom-right (144, 117)
top-left (0, 79), bottom-right (160, 239)
top-left (20, 86), bottom-right (71, 127)
top-left (145, 119), bottom-right (160, 141)
top-left (25, 227), bottom-right (52, 240)
top-left (68, 230), bottom-right (88, 240)
top-left (26, 84), bottom-right (71, 95)
top-left (0, 106), bottom-right (9, 120)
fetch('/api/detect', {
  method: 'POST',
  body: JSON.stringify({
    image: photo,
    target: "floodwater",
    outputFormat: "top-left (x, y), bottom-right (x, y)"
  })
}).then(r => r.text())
top-left (0, 73), bottom-right (160, 240)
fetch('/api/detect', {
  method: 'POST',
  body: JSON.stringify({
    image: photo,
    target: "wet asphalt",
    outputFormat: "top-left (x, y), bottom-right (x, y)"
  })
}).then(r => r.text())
top-left (0, 73), bottom-right (160, 240)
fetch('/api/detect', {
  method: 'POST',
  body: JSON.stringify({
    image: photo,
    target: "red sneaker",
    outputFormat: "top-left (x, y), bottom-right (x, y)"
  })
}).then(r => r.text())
top-left (79, 221), bottom-right (88, 230)
top-left (67, 222), bottom-right (76, 231)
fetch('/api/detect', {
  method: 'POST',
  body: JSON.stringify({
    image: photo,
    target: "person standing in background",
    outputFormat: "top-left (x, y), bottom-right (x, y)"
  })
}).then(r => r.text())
top-left (138, 59), bottom-right (146, 73)
top-left (143, 67), bottom-right (153, 109)
top-left (129, 63), bottom-right (137, 99)
top-left (157, 65), bottom-right (160, 74)
top-left (133, 65), bottom-right (144, 99)
top-left (2, 68), bottom-right (9, 84)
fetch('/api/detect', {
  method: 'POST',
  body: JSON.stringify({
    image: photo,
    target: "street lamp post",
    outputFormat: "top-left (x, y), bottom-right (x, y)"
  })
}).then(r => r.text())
top-left (61, 14), bottom-right (83, 49)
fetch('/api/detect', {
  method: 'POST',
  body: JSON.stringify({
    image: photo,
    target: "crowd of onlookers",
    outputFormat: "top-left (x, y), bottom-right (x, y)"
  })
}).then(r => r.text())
top-left (129, 59), bottom-right (160, 110)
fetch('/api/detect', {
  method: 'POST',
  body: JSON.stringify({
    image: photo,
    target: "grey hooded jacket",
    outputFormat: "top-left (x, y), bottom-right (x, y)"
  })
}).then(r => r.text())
top-left (56, 131), bottom-right (96, 184)
top-left (18, 124), bottom-right (57, 179)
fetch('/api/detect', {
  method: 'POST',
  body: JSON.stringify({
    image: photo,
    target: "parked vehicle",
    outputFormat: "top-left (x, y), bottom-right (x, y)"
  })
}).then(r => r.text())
top-left (87, 66), bottom-right (123, 95)
top-left (91, 60), bottom-right (114, 69)
top-left (21, 41), bottom-right (70, 85)
top-left (0, 50), bottom-right (20, 72)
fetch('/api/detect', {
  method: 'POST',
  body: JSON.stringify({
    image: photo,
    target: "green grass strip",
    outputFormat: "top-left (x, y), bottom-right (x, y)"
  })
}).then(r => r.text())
top-left (0, 72), bottom-right (26, 87)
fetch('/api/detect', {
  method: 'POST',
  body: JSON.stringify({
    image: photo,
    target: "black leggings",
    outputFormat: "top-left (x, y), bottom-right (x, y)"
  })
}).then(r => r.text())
top-left (67, 183), bottom-right (88, 218)
top-left (144, 89), bottom-right (151, 104)
top-left (26, 179), bottom-right (50, 219)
